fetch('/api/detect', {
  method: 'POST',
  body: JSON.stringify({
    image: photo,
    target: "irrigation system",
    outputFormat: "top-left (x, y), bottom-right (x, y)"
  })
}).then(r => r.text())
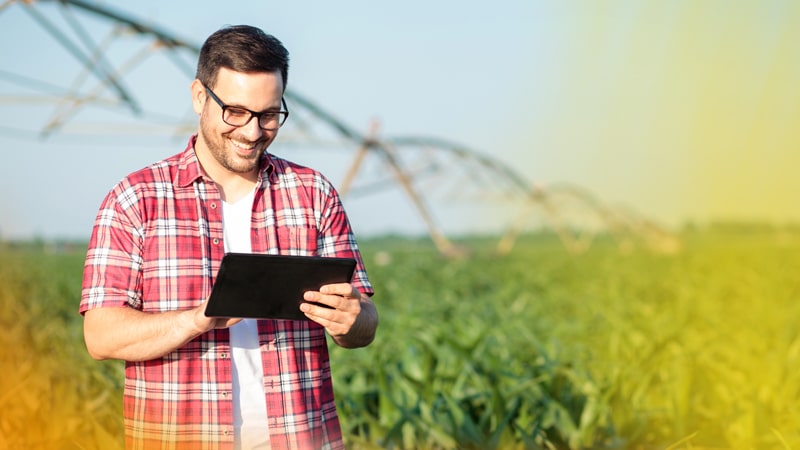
top-left (0, 0), bottom-right (679, 256)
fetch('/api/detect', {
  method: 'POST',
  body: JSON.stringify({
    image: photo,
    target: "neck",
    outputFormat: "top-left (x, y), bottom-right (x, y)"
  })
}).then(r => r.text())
top-left (216, 175), bottom-right (258, 204)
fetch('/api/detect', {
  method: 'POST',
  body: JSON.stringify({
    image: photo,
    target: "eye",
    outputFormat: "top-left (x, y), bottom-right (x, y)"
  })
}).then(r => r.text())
top-left (225, 108), bottom-right (250, 119)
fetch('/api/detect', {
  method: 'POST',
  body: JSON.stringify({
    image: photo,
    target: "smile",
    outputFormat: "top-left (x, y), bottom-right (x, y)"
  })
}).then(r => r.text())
top-left (231, 139), bottom-right (256, 151)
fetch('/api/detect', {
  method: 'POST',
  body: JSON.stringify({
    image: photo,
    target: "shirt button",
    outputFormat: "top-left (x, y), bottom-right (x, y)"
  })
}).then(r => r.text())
top-left (220, 353), bottom-right (228, 359)
top-left (223, 429), bottom-right (230, 436)
top-left (212, 238), bottom-right (220, 245)
top-left (210, 203), bottom-right (218, 209)
top-left (221, 391), bottom-right (229, 398)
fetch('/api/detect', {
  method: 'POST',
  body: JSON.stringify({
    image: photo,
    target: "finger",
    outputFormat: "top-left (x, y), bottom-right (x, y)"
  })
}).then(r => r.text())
top-left (303, 290), bottom-right (338, 308)
top-left (222, 317), bottom-right (243, 328)
top-left (320, 283), bottom-right (361, 298)
top-left (304, 312), bottom-right (342, 334)
top-left (301, 306), bottom-right (350, 336)
top-left (300, 301), bottom-right (336, 322)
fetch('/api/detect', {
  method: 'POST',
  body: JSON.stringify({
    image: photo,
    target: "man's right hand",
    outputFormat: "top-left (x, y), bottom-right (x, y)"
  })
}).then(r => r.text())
top-left (193, 297), bottom-right (243, 332)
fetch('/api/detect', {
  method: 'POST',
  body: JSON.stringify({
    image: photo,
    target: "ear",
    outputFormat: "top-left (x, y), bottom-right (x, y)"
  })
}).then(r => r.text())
top-left (190, 79), bottom-right (205, 115)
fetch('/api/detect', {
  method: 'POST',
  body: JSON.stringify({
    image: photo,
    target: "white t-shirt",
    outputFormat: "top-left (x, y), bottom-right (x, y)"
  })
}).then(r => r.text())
top-left (223, 188), bottom-right (270, 449)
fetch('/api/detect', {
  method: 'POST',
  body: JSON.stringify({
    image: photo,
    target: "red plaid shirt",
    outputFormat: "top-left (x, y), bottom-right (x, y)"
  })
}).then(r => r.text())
top-left (80, 136), bottom-right (373, 450)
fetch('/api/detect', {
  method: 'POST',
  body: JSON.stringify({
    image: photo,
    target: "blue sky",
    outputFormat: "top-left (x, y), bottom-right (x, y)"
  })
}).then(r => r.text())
top-left (1, 1), bottom-right (798, 241)
top-left (0, 0), bottom-right (553, 240)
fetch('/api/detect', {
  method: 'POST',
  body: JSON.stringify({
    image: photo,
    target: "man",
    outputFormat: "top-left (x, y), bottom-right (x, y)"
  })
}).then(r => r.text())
top-left (80, 25), bottom-right (377, 450)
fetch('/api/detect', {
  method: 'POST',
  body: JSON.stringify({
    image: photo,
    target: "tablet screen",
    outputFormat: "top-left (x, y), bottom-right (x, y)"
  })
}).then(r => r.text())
top-left (204, 253), bottom-right (357, 320)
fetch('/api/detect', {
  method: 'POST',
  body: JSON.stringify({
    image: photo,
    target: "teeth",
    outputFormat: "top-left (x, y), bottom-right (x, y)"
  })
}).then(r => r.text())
top-left (231, 140), bottom-right (255, 150)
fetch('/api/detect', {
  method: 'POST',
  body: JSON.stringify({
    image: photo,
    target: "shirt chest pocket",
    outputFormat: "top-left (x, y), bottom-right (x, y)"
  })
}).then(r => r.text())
top-left (276, 225), bottom-right (319, 256)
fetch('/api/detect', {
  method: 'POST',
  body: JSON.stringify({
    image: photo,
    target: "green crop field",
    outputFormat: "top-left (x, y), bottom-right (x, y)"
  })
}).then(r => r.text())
top-left (1, 228), bottom-right (799, 449)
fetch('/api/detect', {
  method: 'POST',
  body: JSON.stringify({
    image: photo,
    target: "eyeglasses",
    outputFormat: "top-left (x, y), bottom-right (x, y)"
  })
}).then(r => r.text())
top-left (204, 85), bottom-right (289, 130)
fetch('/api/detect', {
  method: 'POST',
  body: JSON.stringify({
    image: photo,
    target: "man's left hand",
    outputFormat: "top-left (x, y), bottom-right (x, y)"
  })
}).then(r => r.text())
top-left (301, 283), bottom-right (377, 348)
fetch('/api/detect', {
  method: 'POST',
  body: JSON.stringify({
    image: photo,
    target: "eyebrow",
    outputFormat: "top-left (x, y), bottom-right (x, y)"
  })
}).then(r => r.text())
top-left (207, 86), bottom-right (282, 113)
top-left (225, 98), bottom-right (284, 115)
top-left (227, 102), bottom-right (283, 113)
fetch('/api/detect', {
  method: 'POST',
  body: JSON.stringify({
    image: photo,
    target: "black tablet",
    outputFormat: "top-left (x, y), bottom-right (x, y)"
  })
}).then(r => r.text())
top-left (204, 253), bottom-right (357, 320)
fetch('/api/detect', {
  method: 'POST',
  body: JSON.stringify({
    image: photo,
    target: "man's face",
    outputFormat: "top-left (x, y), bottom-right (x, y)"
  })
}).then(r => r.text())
top-left (192, 67), bottom-right (285, 178)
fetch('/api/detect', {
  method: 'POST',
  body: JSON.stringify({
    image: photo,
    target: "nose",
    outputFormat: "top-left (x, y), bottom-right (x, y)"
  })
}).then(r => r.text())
top-left (239, 116), bottom-right (264, 141)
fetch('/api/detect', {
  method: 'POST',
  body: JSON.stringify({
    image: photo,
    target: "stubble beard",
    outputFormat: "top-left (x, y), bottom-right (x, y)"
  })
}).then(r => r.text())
top-left (199, 118), bottom-right (264, 175)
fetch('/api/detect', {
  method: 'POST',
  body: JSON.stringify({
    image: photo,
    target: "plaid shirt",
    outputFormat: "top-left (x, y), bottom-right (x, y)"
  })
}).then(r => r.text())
top-left (80, 136), bottom-right (373, 450)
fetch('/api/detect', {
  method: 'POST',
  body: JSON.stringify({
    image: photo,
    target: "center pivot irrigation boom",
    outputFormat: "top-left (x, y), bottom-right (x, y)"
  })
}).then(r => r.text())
top-left (0, 0), bottom-right (679, 255)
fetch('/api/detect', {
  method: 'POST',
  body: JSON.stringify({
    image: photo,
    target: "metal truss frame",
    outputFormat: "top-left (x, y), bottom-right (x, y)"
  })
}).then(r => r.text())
top-left (0, 0), bottom-right (679, 255)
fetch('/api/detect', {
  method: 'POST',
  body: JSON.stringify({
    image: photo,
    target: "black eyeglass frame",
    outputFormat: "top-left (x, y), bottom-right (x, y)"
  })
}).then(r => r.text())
top-left (204, 85), bottom-right (289, 130)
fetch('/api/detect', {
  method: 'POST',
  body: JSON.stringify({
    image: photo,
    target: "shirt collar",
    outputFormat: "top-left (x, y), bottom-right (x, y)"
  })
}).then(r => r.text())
top-left (175, 135), bottom-right (275, 188)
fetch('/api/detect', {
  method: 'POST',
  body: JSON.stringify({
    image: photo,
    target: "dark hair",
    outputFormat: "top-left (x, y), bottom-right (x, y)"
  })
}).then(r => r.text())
top-left (196, 25), bottom-right (289, 90)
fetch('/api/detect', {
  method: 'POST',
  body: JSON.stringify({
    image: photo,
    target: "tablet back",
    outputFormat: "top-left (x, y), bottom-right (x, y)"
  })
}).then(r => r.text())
top-left (204, 253), bottom-right (357, 320)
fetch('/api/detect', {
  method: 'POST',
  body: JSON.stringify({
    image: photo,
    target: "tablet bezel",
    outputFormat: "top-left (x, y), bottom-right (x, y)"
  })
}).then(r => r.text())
top-left (204, 253), bottom-right (357, 320)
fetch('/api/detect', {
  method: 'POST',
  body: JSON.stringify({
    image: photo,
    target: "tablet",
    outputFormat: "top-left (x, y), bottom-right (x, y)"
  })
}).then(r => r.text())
top-left (204, 253), bottom-right (357, 320)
